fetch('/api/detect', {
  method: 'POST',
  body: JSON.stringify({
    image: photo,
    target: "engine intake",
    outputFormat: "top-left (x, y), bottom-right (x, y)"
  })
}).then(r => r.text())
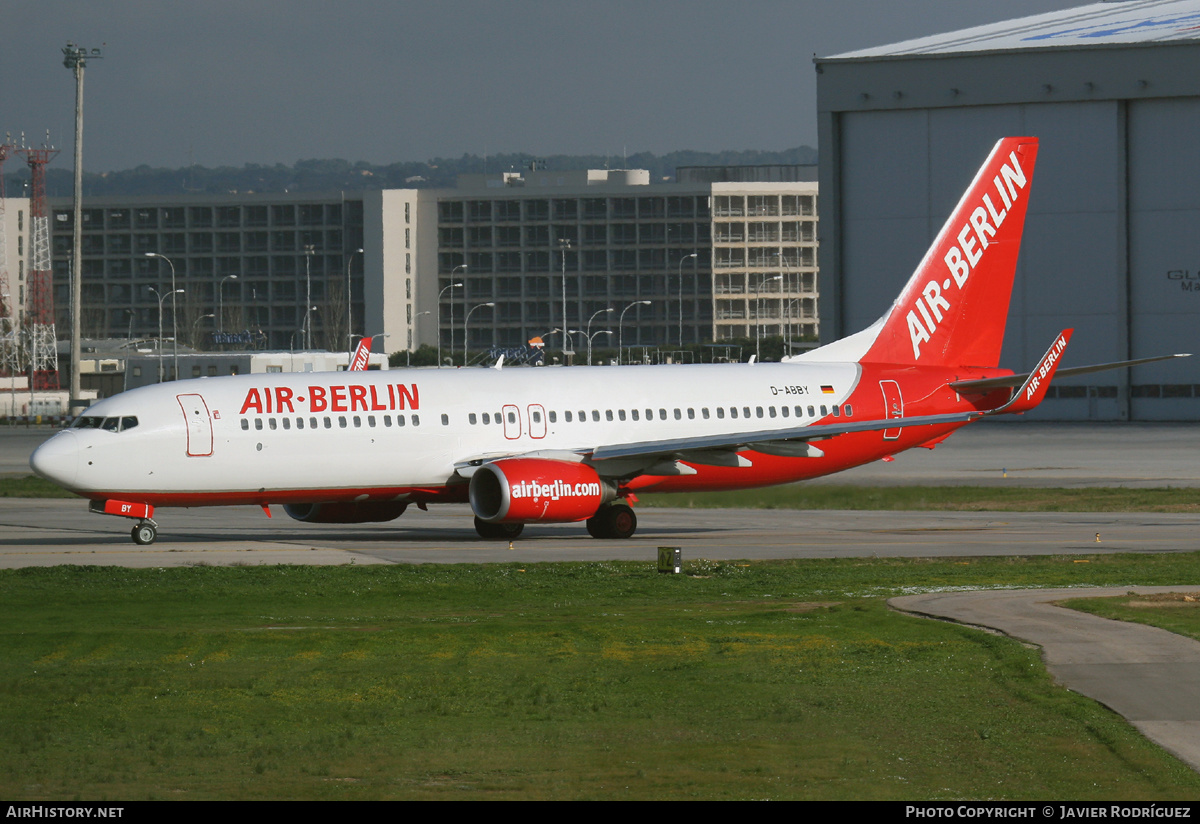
top-left (469, 458), bottom-right (614, 523)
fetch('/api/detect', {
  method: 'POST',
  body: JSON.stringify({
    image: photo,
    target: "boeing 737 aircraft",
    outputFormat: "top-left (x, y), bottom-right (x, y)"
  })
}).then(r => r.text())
top-left (29, 137), bottom-right (1186, 545)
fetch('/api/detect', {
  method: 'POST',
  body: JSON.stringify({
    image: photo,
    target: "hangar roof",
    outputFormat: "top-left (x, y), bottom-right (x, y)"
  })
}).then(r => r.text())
top-left (830, 0), bottom-right (1200, 59)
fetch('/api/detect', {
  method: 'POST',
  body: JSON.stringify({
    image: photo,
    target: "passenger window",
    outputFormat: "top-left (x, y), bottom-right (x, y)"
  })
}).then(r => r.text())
top-left (717, 408), bottom-right (725, 419)
top-left (673, 409), bottom-right (681, 420)
top-left (254, 419), bottom-right (263, 430)
top-left (384, 415), bottom-right (392, 427)
top-left (482, 413), bottom-right (490, 424)
top-left (397, 415), bottom-right (405, 427)
top-left (730, 407), bottom-right (738, 419)
top-left (441, 414), bottom-right (449, 425)
top-left (743, 407), bottom-right (751, 418)
top-left (833, 406), bottom-right (841, 417)
top-left (769, 407), bottom-right (777, 418)
top-left (631, 409), bottom-right (639, 421)
top-left (324, 417), bottom-right (332, 428)
top-left (412, 415), bottom-right (420, 426)
top-left (532, 410), bottom-right (542, 423)
top-left (469, 413), bottom-right (477, 425)
top-left (564, 411), bottom-right (572, 422)
top-left (756, 407), bottom-right (763, 418)
top-left (549, 411), bottom-right (557, 423)
top-left (296, 417), bottom-right (304, 430)
top-left (820, 406), bottom-right (827, 416)
top-left (339, 416), bottom-right (347, 428)
top-left (781, 406), bottom-right (789, 418)
top-left (659, 409), bottom-right (667, 420)
top-left (807, 406), bottom-right (815, 417)
top-left (508, 411), bottom-right (517, 424)
top-left (269, 418), bottom-right (277, 430)
top-left (606, 410), bottom-right (613, 421)
top-left (241, 418), bottom-right (249, 431)
top-left (687, 408), bottom-right (695, 419)
top-left (845, 404), bottom-right (853, 417)
top-left (282, 418), bottom-right (291, 430)
top-left (310, 417), bottom-right (318, 429)
top-left (354, 416), bottom-right (363, 427)
top-left (592, 410), bottom-right (600, 422)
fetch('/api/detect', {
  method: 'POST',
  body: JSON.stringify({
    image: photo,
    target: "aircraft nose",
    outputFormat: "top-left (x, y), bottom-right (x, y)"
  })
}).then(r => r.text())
top-left (30, 430), bottom-right (79, 488)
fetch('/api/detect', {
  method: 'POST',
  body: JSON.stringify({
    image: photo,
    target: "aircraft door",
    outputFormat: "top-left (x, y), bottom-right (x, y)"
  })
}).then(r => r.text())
top-left (879, 380), bottom-right (903, 441)
top-left (502, 404), bottom-right (522, 440)
top-left (177, 393), bottom-right (214, 457)
top-left (527, 404), bottom-right (546, 439)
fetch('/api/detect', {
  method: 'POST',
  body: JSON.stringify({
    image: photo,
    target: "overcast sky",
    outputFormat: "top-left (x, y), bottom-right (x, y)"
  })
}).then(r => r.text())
top-left (1, 0), bottom-right (1086, 172)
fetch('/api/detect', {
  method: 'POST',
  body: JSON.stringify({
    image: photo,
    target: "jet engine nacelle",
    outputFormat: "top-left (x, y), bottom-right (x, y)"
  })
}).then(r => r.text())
top-left (469, 458), bottom-right (614, 523)
top-left (283, 501), bottom-right (408, 524)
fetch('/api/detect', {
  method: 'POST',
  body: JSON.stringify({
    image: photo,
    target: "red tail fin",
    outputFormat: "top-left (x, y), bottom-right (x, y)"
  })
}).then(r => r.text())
top-left (349, 338), bottom-right (371, 371)
top-left (861, 137), bottom-right (1039, 369)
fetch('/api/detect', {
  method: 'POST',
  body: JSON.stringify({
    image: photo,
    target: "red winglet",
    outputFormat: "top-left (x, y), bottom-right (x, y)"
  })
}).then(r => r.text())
top-left (986, 329), bottom-right (1073, 416)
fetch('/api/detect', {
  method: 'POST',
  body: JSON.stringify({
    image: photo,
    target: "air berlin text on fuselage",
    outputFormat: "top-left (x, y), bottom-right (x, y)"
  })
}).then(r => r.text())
top-left (238, 383), bottom-right (419, 415)
top-left (907, 149), bottom-right (1029, 360)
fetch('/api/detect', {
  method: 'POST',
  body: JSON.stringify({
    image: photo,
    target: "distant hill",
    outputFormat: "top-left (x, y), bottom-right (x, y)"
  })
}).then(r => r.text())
top-left (5, 147), bottom-right (817, 198)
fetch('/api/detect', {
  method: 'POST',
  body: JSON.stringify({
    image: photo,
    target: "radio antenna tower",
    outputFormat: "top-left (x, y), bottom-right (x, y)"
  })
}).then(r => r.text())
top-left (18, 133), bottom-right (60, 390)
top-left (0, 137), bottom-right (17, 378)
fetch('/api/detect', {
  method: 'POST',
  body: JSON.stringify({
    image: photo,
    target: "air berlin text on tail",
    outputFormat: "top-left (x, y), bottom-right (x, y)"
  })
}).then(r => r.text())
top-left (908, 149), bottom-right (1029, 360)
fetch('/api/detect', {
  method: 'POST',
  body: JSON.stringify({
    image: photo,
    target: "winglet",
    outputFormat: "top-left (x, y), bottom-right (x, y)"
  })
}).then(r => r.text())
top-left (984, 329), bottom-right (1072, 416)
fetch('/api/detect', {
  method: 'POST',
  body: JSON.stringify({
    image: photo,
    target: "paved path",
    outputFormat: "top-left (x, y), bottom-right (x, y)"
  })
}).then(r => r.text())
top-left (892, 586), bottom-right (1200, 772)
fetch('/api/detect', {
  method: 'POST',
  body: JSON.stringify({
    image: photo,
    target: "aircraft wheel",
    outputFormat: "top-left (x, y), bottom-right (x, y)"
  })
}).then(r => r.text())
top-left (587, 503), bottom-right (637, 539)
top-left (131, 522), bottom-right (157, 546)
top-left (474, 517), bottom-right (524, 540)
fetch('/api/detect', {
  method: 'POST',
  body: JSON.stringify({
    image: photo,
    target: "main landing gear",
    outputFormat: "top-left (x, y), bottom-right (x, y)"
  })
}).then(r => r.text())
top-left (471, 503), bottom-right (638, 540)
top-left (586, 503), bottom-right (637, 539)
top-left (474, 517), bottom-right (525, 540)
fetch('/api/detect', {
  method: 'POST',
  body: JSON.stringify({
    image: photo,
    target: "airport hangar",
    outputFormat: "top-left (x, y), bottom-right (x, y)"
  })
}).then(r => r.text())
top-left (816, 0), bottom-right (1200, 421)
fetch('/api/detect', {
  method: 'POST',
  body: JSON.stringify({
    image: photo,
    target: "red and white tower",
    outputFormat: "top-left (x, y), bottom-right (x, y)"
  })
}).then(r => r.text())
top-left (18, 139), bottom-right (59, 390)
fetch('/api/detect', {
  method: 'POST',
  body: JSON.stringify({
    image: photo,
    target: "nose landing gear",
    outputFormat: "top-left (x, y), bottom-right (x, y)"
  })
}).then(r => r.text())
top-left (88, 499), bottom-right (159, 545)
top-left (131, 520), bottom-right (159, 545)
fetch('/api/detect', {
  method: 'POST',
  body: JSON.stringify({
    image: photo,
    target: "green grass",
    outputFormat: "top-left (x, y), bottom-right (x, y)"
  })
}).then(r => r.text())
top-left (639, 484), bottom-right (1200, 512)
top-left (3, 556), bottom-right (1200, 800)
top-left (1063, 590), bottom-right (1200, 643)
top-left (0, 476), bottom-right (77, 498)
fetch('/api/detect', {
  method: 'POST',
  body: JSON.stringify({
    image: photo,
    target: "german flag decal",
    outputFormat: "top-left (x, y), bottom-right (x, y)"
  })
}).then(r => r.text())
top-left (821, 385), bottom-right (835, 394)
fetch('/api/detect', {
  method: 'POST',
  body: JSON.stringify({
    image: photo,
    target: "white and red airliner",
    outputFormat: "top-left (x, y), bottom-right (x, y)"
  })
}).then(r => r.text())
top-left (29, 138), bottom-right (1186, 545)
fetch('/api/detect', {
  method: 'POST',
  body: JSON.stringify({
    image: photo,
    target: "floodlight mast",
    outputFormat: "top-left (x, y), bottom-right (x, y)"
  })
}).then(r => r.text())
top-left (62, 42), bottom-right (102, 415)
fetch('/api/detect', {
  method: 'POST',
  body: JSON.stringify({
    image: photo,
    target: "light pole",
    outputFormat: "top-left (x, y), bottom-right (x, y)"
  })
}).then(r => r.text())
top-left (218, 274), bottom-right (238, 335)
top-left (677, 252), bottom-right (697, 348)
top-left (754, 274), bottom-right (783, 361)
top-left (585, 307), bottom-right (612, 366)
top-left (437, 277), bottom-right (464, 367)
top-left (345, 247), bottom-right (363, 360)
top-left (144, 253), bottom-right (179, 383)
top-left (463, 302), bottom-right (494, 366)
top-left (302, 245), bottom-right (315, 350)
top-left (558, 239), bottom-right (572, 354)
top-left (62, 42), bottom-right (101, 415)
top-left (586, 329), bottom-right (612, 367)
top-left (618, 300), bottom-right (651, 365)
top-left (192, 313), bottom-right (214, 348)
top-left (149, 287), bottom-right (183, 382)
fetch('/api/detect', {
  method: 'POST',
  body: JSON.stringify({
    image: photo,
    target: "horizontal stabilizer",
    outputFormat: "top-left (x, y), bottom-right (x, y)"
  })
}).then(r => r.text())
top-left (950, 353), bottom-right (1191, 394)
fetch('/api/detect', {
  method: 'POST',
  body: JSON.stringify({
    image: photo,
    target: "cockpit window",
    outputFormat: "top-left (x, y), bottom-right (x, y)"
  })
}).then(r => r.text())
top-left (71, 415), bottom-right (138, 432)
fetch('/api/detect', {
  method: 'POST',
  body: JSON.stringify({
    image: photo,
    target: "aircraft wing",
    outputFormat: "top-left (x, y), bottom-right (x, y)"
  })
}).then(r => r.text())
top-left (586, 411), bottom-right (980, 464)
